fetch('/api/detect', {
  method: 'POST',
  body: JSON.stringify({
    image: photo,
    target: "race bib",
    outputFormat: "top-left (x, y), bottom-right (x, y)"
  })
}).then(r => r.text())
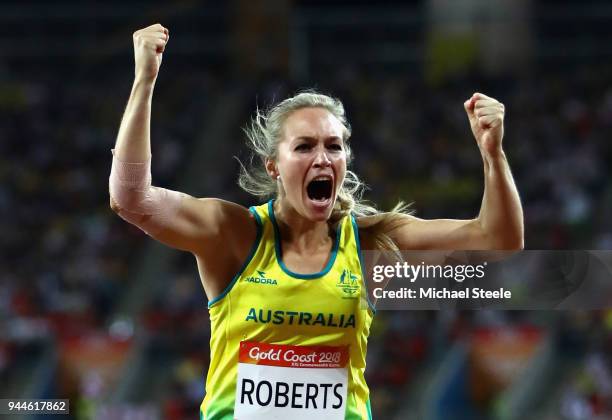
top-left (235, 341), bottom-right (350, 419)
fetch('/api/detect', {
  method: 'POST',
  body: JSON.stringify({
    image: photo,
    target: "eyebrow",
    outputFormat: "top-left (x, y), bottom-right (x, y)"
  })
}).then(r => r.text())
top-left (293, 136), bottom-right (342, 142)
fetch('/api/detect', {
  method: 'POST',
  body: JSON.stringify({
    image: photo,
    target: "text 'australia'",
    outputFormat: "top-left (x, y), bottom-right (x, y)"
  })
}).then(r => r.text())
top-left (245, 308), bottom-right (356, 328)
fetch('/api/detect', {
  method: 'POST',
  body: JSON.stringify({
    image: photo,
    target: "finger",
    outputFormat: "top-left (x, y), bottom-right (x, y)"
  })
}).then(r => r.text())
top-left (140, 35), bottom-right (167, 46)
top-left (154, 41), bottom-right (166, 53)
top-left (139, 38), bottom-right (166, 53)
top-left (474, 98), bottom-right (499, 109)
top-left (464, 99), bottom-right (473, 113)
top-left (472, 92), bottom-right (495, 101)
top-left (478, 114), bottom-right (503, 129)
top-left (133, 33), bottom-right (168, 47)
top-left (136, 26), bottom-right (162, 36)
top-left (143, 34), bottom-right (168, 42)
top-left (138, 27), bottom-right (168, 38)
top-left (464, 97), bottom-right (478, 115)
top-left (151, 30), bottom-right (168, 39)
top-left (476, 106), bottom-right (504, 117)
top-left (148, 23), bottom-right (167, 31)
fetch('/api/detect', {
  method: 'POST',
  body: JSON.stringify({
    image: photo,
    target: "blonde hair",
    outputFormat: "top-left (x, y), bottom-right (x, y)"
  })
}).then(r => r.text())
top-left (238, 90), bottom-right (412, 252)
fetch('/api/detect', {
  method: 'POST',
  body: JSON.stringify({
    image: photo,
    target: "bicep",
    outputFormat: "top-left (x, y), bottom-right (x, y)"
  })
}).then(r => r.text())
top-left (386, 216), bottom-right (487, 250)
top-left (152, 197), bottom-right (256, 257)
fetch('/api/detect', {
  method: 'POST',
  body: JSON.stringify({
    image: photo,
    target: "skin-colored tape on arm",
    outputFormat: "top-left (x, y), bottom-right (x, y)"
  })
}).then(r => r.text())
top-left (109, 150), bottom-right (186, 236)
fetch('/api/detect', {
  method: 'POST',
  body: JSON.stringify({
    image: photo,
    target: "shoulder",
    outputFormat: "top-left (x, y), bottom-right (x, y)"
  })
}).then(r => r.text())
top-left (191, 197), bottom-right (256, 224)
top-left (184, 198), bottom-right (259, 257)
top-left (355, 213), bottom-right (419, 230)
top-left (354, 213), bottom-right (419, 248)
top-left (187, 198), bottom-right (264, 300)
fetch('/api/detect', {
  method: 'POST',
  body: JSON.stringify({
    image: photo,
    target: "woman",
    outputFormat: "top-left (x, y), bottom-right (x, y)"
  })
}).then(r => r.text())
top-left (109, 24), bottom-right (523, 419)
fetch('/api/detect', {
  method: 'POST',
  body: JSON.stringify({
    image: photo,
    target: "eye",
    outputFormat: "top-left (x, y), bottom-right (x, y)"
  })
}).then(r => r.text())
top-left (295, 143), bottom-right (311, 151)
top-left (328, 143), bottom-right (343, 151)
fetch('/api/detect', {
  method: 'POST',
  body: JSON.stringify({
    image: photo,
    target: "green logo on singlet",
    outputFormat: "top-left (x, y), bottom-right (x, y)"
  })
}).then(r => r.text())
top-left (337, 269), bottom-right (360, 296)
top-left (245, 270), bottom-right (278, 286)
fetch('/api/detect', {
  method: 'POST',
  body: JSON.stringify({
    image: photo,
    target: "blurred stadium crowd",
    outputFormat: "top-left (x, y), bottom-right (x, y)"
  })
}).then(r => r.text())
top-left (1, 0), bottom-right (612, 419)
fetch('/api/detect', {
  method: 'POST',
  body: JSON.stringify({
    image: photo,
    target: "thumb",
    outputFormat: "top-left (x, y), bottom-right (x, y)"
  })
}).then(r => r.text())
top-left (464, 97), bottom-right (477, 125)
top-left (464, 97), bottom-right (474, 114)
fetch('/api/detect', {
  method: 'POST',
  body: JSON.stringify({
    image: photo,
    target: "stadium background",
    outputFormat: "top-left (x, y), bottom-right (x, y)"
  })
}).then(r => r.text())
top-left (1, 0), bottom-right (611, 418)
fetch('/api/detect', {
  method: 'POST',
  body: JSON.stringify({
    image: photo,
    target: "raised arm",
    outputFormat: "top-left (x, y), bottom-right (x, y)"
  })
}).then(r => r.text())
top-left (112, 24), bottom-right (166, 162)
top-left (362, 92), bottom-right (524, 251)
top-left (467, 93), bottom-right (523, 249)
top-left (109, 24), bottom-right (255, 295)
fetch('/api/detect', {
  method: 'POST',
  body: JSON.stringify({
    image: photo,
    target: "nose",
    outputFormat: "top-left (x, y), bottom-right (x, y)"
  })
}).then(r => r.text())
top-left (313, 148), bottom-right (331, 168)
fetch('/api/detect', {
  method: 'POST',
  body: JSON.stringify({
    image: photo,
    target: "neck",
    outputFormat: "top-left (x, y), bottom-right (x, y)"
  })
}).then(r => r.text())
top-left (273, 199), bottom-right (332, 251)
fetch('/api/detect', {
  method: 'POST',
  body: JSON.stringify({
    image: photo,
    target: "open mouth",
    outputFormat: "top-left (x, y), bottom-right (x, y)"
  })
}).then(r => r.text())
top-left (306, 178), bottom-right (333, 202)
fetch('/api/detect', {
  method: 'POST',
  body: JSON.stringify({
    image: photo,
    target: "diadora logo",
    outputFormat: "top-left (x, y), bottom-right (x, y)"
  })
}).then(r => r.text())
top-left (336, 269), bottom-right (360, 296)
top-left (245, 270), bottom-right (278, 286)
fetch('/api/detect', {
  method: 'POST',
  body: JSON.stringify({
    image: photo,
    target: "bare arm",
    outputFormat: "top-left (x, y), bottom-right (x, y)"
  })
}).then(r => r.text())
top-left (114, 24), bottom-right (165, 161)
top-left (109, 24), bottom-right (255, 294)
top-left (361, 93), bottom-right (524, 251)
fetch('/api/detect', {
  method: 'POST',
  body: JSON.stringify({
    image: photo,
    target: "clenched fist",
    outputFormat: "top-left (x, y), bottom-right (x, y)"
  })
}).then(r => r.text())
top-left (133, 23), bottom-right (169, 82)
top-left (464, 93), bottom-right (505, 156)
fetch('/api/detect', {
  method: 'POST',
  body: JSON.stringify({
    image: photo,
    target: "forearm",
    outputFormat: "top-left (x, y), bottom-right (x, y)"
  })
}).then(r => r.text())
top-left (477, 149), bottom-right (524, 249)
top-left (113, 78), bottom-right (155, 162)
top-left (109, 77), bottom-right (155, 213)
top-left (109, 77), bottom-right (186, 236)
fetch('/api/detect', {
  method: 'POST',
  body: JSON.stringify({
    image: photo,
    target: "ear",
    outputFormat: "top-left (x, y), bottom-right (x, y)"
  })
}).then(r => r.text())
top-left (265, 158), bottom-right (278, 179)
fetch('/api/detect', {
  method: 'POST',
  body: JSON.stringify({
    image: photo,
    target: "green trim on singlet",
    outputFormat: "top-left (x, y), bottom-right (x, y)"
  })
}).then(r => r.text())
top-left (207, 207), bottom-right (263, 308)
top-left (268, 199), bottom-right (341, 279)
top-left (351, 215), bottom-right (376, 314)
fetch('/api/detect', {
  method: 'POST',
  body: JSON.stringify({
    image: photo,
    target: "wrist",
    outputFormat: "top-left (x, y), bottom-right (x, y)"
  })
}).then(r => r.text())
top-left (128, 78), bottom-right (156, 105)
top-left (481, 148), bottom-right (508, 171)
top-left (480, 144), bottom-right (505, 160)
top-left (133, 76), bottom-right (157, 91)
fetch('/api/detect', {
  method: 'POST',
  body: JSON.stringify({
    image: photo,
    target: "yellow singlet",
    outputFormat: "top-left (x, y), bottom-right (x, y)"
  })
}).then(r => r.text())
top-left (200, 200), bottom-right (375, 420)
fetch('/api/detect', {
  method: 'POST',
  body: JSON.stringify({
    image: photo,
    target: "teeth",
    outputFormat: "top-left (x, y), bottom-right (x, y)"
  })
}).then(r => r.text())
top-left (313, 175), bottom-right (331, 181)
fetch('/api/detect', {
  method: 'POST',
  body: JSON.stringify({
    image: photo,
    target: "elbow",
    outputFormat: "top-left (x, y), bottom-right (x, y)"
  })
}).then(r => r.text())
top-left (479, 226), bottom-right (524, 251)
top-left (109, 180), bottom-right (145, 215)
top-left (508, 237), bottom-right (524, 251)
top-left (109, 195), bottom-right (122, 214)
top-left (509, 224), bottom-right (525, 250)
top-left (109, 191), bottom-right (145, 215)
top-left (476, 219), bottom-right (524, 250)
top-left (515, 235), bottom-right (525, 250)
top-left (494, 231), bottom-right (524, 251)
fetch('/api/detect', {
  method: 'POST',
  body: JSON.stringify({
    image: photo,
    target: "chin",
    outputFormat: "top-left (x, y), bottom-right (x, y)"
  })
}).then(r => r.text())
top-left (304, 198), bottom-right (335, 222)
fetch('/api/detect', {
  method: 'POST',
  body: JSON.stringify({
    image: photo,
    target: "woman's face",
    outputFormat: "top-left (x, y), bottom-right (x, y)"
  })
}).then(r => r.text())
top-left (270, 107), bottom-right (347, 222)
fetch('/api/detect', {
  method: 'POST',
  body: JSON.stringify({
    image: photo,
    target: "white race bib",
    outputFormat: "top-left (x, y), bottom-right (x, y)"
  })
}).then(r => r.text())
top-left (234, 341), bottom-right (349, 419)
